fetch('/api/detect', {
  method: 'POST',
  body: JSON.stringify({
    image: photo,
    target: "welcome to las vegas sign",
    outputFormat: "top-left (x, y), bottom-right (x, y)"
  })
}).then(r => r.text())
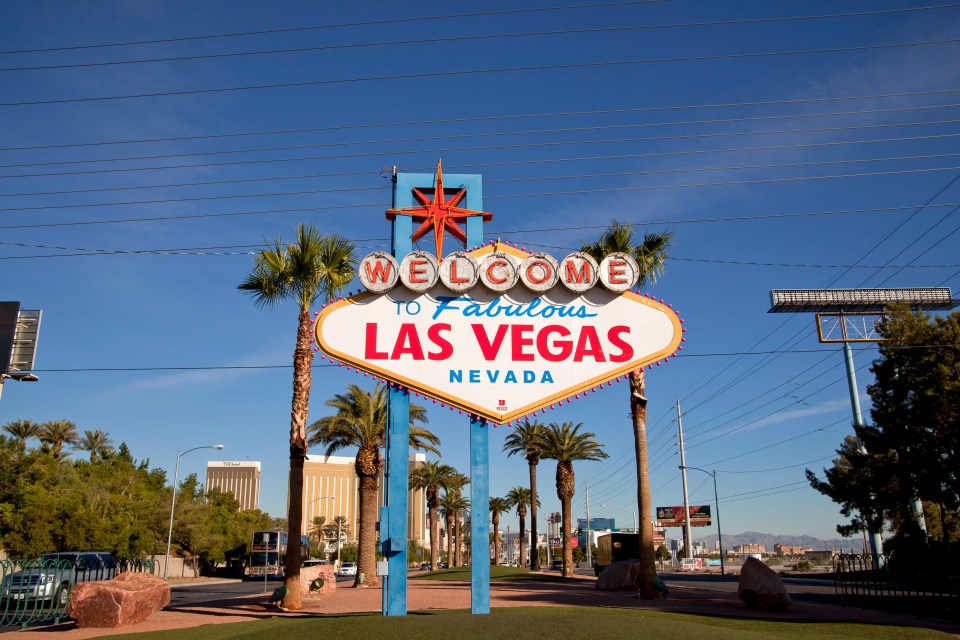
top-left (314, 243), bottom-right (684, 425)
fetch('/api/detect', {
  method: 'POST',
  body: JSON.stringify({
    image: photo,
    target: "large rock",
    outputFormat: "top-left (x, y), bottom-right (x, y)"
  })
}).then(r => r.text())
top-left (68, 572), bottom-right (171, 628)
top-left (300, 565), bottom-right (337, 597)
top-left (737, 557), bottom-right (792, 611)
top-left (596, 560), bottom-right (643, 590)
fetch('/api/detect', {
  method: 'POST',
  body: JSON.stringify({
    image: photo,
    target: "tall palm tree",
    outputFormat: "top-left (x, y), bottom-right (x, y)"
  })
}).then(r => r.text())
top-left (309, 382), bottom-right (439, 588)
top-left (409, 461), bottom-right (455, 570)
top-left (540, 422), bottom-right (608, 578)
top-left (238, 223), bottom-right (355, 609)
top-left (583, 220), bottom-right (671, 598)
top-left (38, 420), bottom-right (79, 459)
top-left (488, 497), bottom-right (511, 566)
top-left (74, 429), bottom-right (114, 462)
top-left (2, 419), bottom-right (39, 455)
top-left (447, 471), bottom-right (470, 566)
top-left (325, 515), bottom-right (350, 555)
top-left (309, 515), bottom-right (328, 553)
top-left (505, 486), bottom-right (538, 571)
top-left (439, 490), bottom-right (469, 568)
top-left (503, 420), bottom-right (547, 569)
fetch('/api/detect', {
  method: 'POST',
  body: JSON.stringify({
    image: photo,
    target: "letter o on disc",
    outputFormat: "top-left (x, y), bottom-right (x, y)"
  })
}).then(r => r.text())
top-left (399, 251), bottom-right (440, 292)
top-left (479, 252), bottom-right (519, 292)
top-left (439, 251), bottom-right (480, 293)
top-left (559, 252), bottom-right (599, 293)
top-left (599, 252), bottom-right (640, 293)
top-left (358, 252), bottom-right (400, 293)
top-left (520, 252), bottom-right (559, 292)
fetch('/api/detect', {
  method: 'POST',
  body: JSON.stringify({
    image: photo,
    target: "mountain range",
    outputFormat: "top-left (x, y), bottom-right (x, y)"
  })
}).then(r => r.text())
top-left (692, 530), bottom-right (866, 552)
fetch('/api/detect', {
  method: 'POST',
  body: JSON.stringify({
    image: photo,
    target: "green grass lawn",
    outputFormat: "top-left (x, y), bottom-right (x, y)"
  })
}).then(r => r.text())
top-left (106, 606), bottom-right (953, 640)
top-left (411, 565), bottom-right (587, 583)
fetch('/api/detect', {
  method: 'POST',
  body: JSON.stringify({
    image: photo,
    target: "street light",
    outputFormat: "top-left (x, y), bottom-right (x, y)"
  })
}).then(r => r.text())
top-left (306, 496), bottom-right (336, 562)
top-left (164, 444), bottom-right (225, 580)
top-left (599, 504), bottom-right (638, 532)
top-left (678, 466), bottom-right (725, 576)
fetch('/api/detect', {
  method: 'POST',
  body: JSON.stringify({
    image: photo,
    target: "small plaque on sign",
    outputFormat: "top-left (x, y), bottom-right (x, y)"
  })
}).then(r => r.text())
top-left (376, 560), bottom-right (389, 576)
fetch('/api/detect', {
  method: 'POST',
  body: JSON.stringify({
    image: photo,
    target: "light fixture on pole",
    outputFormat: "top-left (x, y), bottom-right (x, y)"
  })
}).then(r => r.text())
top-left (678, 465), bottom-right (724, 576)
top-left (599, 504), bottom-right (638, 532)
top-left (164, 444), bottom-right (224, 580)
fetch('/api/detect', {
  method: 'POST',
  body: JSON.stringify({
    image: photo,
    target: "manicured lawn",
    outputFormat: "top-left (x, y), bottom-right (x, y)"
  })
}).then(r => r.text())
top-left (107, 607), bottom-right (952, 640)
top-left (411, 565), bottom-right (587, 583)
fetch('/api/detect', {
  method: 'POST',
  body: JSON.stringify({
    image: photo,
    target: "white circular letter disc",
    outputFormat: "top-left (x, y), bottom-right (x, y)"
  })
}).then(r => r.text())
top-left (399, 251), bottom-right (440, 292)
top-left (558, 252), bottom-right (599, 293)
top-left (599, 252), bottom-right (639, 293)
top-left (358, 252), bottom-right (400, 293)
top-left (519, 252), bottom-right (559, 292)
top-left (479, 252), bottom-right (519, 292)
top-left (439, 252), bottom-right (480, 293)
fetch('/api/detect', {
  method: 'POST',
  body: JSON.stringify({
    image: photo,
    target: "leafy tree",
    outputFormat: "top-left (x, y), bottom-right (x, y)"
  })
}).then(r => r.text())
top-left (503, 420), bottom-right (547, 570)
top-left (74, 429), bottom-right (115, 462)
top-left (505, 486), bottom-right (538, 570)
top-left (655, 544), bottom-right (671, 569)
top-left (309, 382), bottom-right (439, 588)
top-left (447, 471), bottom-right (470, 566)
top-left (309, 515), bottom-right (328, 552)
top-left (238, 223), bottom-right (355, 609)
top-left (2, 419), bottom-right (40, 455)
top-left (409, 461), bottom-right (454, 570)
top-left (539, 422), bottom-right (608, 578)
top-left (582, 219), bottom-right (672, 598)
top-left (488, 497), bottom-right (510, 566)
top-left (38, 420), bottom-right (79, 459)
top-left (572, 546), bottom-right (586, 564)
top-left (441, 490), bottom-right (469, 567)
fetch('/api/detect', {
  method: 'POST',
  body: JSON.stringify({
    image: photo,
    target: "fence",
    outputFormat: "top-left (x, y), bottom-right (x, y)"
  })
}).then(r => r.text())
top-left (1, 556), bottom-right (156, 629)
top-left (835, 553), bottom-right (959, 622)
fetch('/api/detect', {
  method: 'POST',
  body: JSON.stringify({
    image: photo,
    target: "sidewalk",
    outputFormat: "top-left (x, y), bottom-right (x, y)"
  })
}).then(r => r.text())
top-left (14, 576), bottom-right (960, 638)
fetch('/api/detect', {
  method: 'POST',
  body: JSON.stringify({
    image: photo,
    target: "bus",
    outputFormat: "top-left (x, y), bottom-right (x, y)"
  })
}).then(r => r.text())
top-left (246, 530), bottom-right (310, 580)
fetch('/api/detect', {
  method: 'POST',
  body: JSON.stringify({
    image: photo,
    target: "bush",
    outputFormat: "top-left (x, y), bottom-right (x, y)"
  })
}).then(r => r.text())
top-left (795, 560), bottom-right (812, 572)
top-left (765, 557), bottom-right (782, 567)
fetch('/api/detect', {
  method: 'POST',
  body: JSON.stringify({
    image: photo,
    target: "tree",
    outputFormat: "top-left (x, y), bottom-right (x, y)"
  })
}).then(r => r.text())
top-left (503, 420), bottom-right (546, 569)
top-left (447, 471), bottom-right (470, 566)
top-left (309, 382), bottom-right (439, 587)
top-left (488, 497), bottom-right (511, 566)
top-left (505, 486), bottom-right (537, 570)
top-left (539, 422), bottom-right (608, 578)
top-left (237, 223), bottom-right (355, 609)
top-left (582, 220), bottom-right (671, 597)
top-left (440, 490), bottom-right (469, 567)
top-left (2, 419), bottom-right (40, 456)
top-left (309, 515), bottom-right (328, 553)
top-left (74, 429), bottom-right (115, 462)
top-left (655, 544), bottom-right (671, 569)
top-left (409, 461), bottom-right (455, 570)
top-left (38, 420), bottom-right (79, 460)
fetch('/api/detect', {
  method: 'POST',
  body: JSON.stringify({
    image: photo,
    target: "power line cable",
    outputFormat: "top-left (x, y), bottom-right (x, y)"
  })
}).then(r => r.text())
top-left (4, 37), bottom-right (960, 108)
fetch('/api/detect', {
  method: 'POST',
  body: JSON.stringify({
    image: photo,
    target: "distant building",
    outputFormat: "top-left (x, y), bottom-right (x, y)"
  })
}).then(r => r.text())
top-left (733, 544), bottom-right (766, 555)
top-left (301, 453), bottom-right (427, 546)
top-left (775, 544), bottom-right (813, 556)
top-left (206, 461), bottom-right (261, 511)
top-left (577, 517), bottom-right (615, 531)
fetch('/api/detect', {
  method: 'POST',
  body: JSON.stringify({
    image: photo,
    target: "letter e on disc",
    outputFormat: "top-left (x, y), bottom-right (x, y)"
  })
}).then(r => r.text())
top-left (399, 251), bottom-right (440, 292)
top-left (599, 252), bottom-right (639, 292)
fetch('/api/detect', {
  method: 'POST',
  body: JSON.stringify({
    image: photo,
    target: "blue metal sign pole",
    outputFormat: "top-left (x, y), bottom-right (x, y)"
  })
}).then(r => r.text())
top-left (387, 167), bottom-right (487, 616)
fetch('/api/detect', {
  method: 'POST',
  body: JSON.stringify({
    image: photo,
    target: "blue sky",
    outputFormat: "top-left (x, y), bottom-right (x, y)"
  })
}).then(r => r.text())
top-left (1, 0), bottom-right (959, 545)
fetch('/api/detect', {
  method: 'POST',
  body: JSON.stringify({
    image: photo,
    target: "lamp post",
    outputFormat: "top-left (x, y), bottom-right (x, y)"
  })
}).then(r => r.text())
top-left (306, 496), bottom-right (336, 563)
top-left (599, 504), bottom-right (638, 532)
top-left (164, 444), bottom-right (224, 580)
top-left (678, 466), bottom-right (724, 576)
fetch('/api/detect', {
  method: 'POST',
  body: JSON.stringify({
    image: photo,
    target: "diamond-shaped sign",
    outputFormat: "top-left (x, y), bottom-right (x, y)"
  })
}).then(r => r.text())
top-left (314, 275), bottom-right (682, 424)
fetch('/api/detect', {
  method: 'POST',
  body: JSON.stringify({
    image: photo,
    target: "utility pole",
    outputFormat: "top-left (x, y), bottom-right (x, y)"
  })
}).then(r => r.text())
top-left (585, 481), bottom-right (592, 568)
top-left (676, 401), bottom-right (693, 560)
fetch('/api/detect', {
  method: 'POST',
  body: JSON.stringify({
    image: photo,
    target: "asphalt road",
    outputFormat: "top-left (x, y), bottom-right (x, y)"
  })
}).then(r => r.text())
top-left (169, 575), bottom-right (356, 607)
top-left (657, 571), bottom-right (840, 606)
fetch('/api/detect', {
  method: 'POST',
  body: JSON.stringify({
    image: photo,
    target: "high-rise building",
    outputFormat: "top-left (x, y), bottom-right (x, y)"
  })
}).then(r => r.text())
top-left (301, 453), bottom-right (428, 546)
top-left (206, 461), bottom-right (261, 511)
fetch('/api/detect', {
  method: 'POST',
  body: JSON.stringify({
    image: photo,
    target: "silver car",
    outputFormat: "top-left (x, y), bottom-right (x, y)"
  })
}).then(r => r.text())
top-left (1, 552), bottom-right (117, 607)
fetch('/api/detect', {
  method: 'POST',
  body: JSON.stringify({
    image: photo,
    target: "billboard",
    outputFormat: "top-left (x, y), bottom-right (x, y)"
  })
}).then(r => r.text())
top-left (0, 302), bottom-right (20, 374)
top-left (315, 245), bottom-right (683, 424)
top-left (656, 505), bottom-right (712, 527)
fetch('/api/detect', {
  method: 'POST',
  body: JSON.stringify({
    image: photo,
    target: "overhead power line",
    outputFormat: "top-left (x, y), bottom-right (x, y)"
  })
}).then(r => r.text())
top-left (4, 4), bottom-right (959, 72)
top-left (3, 37), bottom-right (959, 108)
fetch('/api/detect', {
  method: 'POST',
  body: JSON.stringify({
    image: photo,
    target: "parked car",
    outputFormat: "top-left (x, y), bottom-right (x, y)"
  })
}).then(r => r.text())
top-left (418, 562), bottom-right (431, 571)
top-left (337, 562), bottom-right (357, 577)
top-left (551, 559), bottom-right (563, 571)
top-left (0, 551), bottom-right (117, 608)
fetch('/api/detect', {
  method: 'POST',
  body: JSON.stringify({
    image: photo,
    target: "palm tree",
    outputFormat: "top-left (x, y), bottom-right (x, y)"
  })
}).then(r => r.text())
top-left (446, 471), bottom-right (470, 566)
top-left (309, 382), bottom-right (439, 588)
top-left (325, 515), bottom-right (350, 562)
top-left (238, 223), bottom-right (355, 609)
top-left (539, 422), bottom-right (608, 578)
top-left (488, 497), bottom-right (511, 566)
top-left (2, 419), bottom-right (39, 455)
top-left (309, 515), bottom-right (328, 553)
top-left (503, 420), bottom-right (547, 569)
top-left (38, 420), bottom-right (79, 459)
top-left (409, 461), bottom-right (455, 570)
top-left (505, 486), bottom-right (538, 570)
top-left (74, 429), bottom-right (114, 462)
top-left (583, 220), bottom-right (671, 598)
top-left (440, 490), bottom-right (469, 567)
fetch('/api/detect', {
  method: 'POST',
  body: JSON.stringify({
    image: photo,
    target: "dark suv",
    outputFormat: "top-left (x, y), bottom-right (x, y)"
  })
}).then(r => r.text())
top-left (1, 551), bottom-right (117, 607)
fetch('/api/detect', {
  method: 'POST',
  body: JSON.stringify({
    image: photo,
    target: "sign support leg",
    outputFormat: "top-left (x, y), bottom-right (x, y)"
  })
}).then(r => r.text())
top-left (470, 416), bottom-right (490, 614)
top-left (386, 386), bottom-right (409, 615)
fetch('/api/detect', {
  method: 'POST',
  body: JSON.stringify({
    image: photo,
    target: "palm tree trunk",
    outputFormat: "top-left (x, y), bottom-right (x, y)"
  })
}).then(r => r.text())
top-left (529, 462), bottom-right (539, 570)
top-left (519, 513), bottom-right (527, 569)
top-left (631, 370), bottom-right (661, 599)
top-left (356, 473), bottom-right (379, 587)
top-left (446, 514), bottom-right (455, 565)
top-left (561, 499), bottom-right (573, 577)
top-left (282, 308), bottom-right (314, 609)
top-left (429, 507), bottom-right (440, 570)
top-left (491, 516), bottom-right (500, 566)
top-left (455, 512), bottom-right (463, 566)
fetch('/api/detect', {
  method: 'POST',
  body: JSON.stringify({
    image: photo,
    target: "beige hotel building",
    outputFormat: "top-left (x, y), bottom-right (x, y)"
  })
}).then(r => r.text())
top-left (206, 461), bottom-right (261, 511)
top-left (302, 452), bottom-right (428, 546)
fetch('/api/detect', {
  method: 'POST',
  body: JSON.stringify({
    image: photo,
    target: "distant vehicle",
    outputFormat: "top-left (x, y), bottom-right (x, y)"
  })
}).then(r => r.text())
top-left (302, 559), bottom-right (328, 568)
top-left (439, 562), bottom-right (449, 569)
top-left (418, 562), bottom-right (431, 571)
top-left (594, 533), bottom-right (640, 576)
top-left (337, 562), bottom-right (357, 577)
top-left (0, 552), bottom-right (117, 607)
top-left (551, 559), bottom-right (563, 571)
top-left (246, 530), bottom-right (310, 580)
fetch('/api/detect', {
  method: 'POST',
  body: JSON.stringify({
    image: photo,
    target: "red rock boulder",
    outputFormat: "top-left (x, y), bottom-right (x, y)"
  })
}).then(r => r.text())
top-left (68, 572), bottom-right (171, 628)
